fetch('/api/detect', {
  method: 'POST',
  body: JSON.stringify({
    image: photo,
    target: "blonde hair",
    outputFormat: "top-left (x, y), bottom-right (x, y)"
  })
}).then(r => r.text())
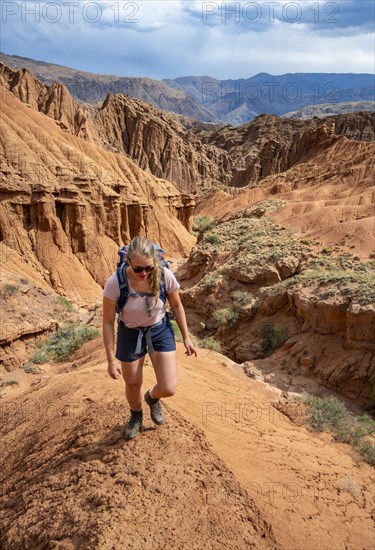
top-left (127, 236), bottom-right (162, 307)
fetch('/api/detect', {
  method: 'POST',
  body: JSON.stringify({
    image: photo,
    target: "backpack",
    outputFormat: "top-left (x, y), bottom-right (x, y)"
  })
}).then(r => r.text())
top-left (115, 243), bottom-right (171, 318)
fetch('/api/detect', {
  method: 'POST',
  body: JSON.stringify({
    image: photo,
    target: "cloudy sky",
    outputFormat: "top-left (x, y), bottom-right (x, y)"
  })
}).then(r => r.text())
top-left (1, 0), bottom-right (374, 79)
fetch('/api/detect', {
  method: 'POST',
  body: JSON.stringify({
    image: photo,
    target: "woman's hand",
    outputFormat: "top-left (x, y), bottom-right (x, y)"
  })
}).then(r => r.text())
top-left (108, 360), bottom-right (122, 380)
top-left (167, 291), bottom-right (197, 357)
top-left (183, 338), bottom-right (198, 357)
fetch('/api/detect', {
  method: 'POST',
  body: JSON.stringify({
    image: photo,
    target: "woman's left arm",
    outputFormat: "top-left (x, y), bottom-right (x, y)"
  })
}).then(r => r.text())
top-left (167, 290), bottom-right (197, 357)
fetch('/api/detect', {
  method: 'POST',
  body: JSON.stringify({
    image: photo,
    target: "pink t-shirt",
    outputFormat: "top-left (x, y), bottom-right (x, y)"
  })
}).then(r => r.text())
top-left (103, 267), bottom-right (180, 328)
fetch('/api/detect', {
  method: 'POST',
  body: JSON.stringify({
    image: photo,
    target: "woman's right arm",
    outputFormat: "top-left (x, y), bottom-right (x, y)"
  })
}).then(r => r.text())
top-left (102, 296), bottom-right (122, 379)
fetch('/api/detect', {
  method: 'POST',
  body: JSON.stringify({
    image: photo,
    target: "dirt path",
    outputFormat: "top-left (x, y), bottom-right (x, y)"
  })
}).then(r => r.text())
top-left (167, 346), bottom-right (375, 550)
top-left (0, 343), bottom-right (278, 550)
top-left (1, 339), bottom-right (374, 549)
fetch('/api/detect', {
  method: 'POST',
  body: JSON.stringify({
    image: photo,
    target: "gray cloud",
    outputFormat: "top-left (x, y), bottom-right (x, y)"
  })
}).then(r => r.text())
top-left (187, 1), bottom-right (374, 34)
top-left (1, 0), bottom-right (374, 78)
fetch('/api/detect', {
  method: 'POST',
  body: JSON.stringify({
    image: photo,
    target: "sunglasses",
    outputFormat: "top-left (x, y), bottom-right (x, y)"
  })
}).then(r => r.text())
top-left (130, 261), bottom-right (155, 274)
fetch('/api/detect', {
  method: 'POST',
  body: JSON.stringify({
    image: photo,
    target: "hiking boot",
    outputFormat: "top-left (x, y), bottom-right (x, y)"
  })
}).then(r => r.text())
top-left (124, 409), bottom-right (143, 439)
top-left (144, 389), bottom-right (165, 425)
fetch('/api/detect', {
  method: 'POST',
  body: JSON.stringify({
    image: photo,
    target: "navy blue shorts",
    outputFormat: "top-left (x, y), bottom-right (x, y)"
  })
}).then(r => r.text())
top-left (115, 315), bottom-right (176, 363)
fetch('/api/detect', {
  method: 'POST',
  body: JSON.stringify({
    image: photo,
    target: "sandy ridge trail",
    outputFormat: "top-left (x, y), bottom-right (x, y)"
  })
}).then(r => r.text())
top-left (1, 339), bottom-right (374, 550)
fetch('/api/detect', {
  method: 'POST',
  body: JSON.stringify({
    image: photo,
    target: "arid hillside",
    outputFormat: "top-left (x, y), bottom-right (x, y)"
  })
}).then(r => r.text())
top-left (0, 80), bottom-right (195, 370)
top-left (2, 63), bottom-right (374, 198)
top-left (0, 63), bottom-right (232, 194)
top-left (1, 61), bottom-right (374, 399)
top-left (1, 337), bottom-right (374, 549)
top-left (0, 58), bottom-right (374, 550)
top-left (195, 125), bottom-right (375, 256)
top-left (0, 82), bottom-right (195, 287)
top-left (181, 125), bottom-right (375, 404)
top-left (95, 93), bottom-right (230, 194)
top-left (195, 111), bottom-right (375, 189)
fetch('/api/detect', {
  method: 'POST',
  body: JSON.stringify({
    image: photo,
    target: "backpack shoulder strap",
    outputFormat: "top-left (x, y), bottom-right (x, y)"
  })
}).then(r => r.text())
top-left (117, 263), bottom-right (168, 315)
top-left (116, 263), bottom-right (130, 314)
top-left (159, 267), bottom-right (167, 304)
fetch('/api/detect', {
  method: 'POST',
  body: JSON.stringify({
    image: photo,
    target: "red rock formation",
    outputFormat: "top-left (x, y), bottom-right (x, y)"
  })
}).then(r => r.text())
top-left (0, 63), bottom-right (98, 142)
top-left (197, 113), bottom-right (374, 188)
top-left (1, 62), bottom-right (374, 408)
top-left (0, 84), bottom-right (195, 304)
top-left (2, 62), bottom-right (373, 197)
top-left (95, 93), bottom-right (232, 194)
top-left (180, 145), bottom-right (375, 404)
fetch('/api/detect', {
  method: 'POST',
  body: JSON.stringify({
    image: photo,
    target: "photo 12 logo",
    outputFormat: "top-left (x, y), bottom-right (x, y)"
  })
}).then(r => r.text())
top-left (205, 480), bottom-right (305, 505)
top-left (201, 400), bottom-right (280, 424)
top-left (0, 399), bottom-right (79, 422)
top-left (2, 1), bottom-right (140, 24)
top-left (202, 2), bottom-right (340, 24)
top-left (201, 79), bottom-right (341, 105)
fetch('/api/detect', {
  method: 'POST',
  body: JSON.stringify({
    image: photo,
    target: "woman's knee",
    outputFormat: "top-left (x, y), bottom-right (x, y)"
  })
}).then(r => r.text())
top-left (158, 385), bottom-right (176, 397)
top-left (120, 357), bottom-right (145, 386)
top-left (126, 380), bottom-right (142, 391)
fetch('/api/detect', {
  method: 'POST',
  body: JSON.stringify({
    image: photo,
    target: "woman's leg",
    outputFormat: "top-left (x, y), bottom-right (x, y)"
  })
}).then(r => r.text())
top-left (121, 355), bottom-right (146, 410)
top-left (148, 351), bottom-right (177, 399)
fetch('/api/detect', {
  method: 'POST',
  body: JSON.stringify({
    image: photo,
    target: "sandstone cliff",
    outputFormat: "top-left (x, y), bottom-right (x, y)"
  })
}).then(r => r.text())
top-left (196, 112), bottom-right (375, 188)
top-left (0, 82), bottom-right (196, 369)
top-left (183, 128), bottom-right (375, 404)
top-left (95, 93), bottom-right (232, 194)
top-left (0, 63), bottom-right (232, 195)
top-left (179, 210), bottom-right (374, 404)
top-left (0, 63), bottom-right (99, 142)
top-left (2, 62), bottom-right (373, 199)
top-left (95, 100), bottom-right (375, 194)
top-left (0, 83), bottom-right (195, 292)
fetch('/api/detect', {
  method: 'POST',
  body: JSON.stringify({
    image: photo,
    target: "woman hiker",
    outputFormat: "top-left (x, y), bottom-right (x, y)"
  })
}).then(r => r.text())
top-left (102, 236), bottom-right (197, 439)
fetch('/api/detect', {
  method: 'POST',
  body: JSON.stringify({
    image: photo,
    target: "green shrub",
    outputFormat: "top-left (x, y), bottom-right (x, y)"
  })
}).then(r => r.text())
top-left (31, 324), bottom-right (100, 363)
top-left (192, 215), bottom-right (214, 233)
top-left (271, 266), bottom-right (375, 306)
top-left (4, 284), bottom-right (18, 296)
top-left (260, 323), bottom-right (287, 355)
top-left (355, 440), bottom-right (375, 465)
top-left (213, 308), bottom-right (239, 326)
top-left (321, 247), bottom-right (333, 255)
top-left (303, 395), bottom-right (375, 465)
top-left (232, 290), bottom-right (252, 306)
top-left (305, 395), bottom-right (350, 432)
top-left (55, 295), bottom-right (74, 312)
top-left (203, 233), bottom-right (222, 245)
top-left (202, 274), bottom-right (222, 289)
top-left (321, 288), bottom-right (339, 299)
top-left (201, 336), bottom-right (222, 352)
top-left (23, 365), bottom-right (40, 374)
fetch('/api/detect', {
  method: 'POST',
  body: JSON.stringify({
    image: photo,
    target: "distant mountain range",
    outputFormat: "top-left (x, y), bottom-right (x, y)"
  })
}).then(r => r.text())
top-left (163, 73), bottom-right (375, 124)
top-left (282, 101), bottom-right (375, 119)
top-left (1, 52), bottom-right (374, 125)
